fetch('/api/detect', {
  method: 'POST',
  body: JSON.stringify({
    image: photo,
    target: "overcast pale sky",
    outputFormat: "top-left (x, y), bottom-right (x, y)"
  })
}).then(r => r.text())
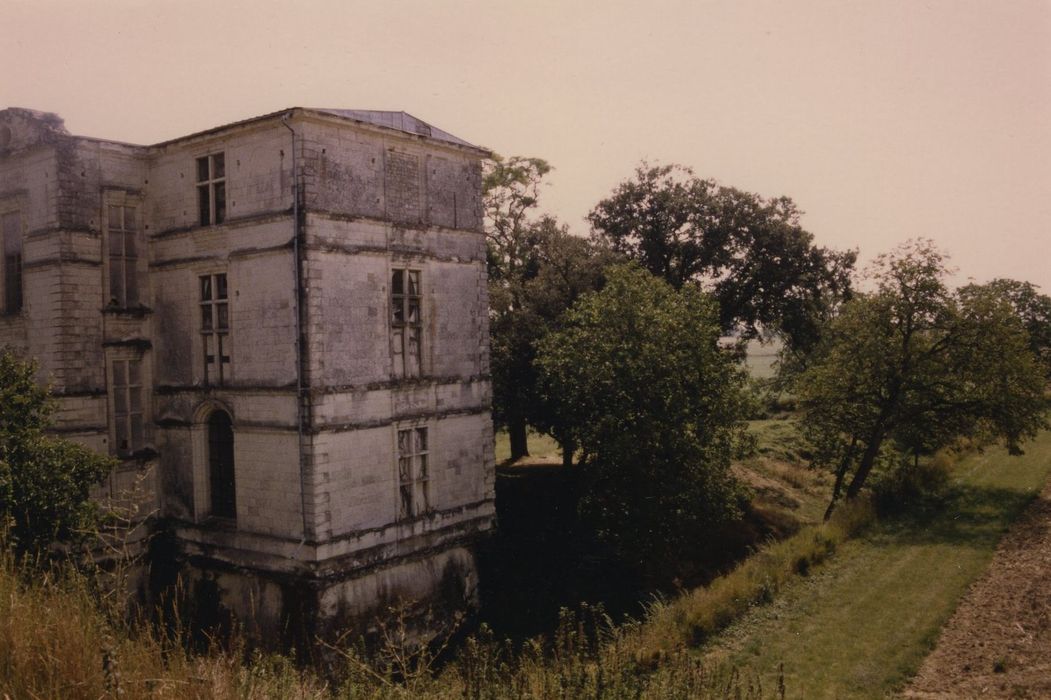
top-left (3, 0), bottom-right (1048, 290)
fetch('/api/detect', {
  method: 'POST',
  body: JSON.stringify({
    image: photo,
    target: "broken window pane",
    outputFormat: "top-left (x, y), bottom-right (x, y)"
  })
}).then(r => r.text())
top-left (406, 327), bottom-right (420, 376)
top-left (130, 414), bottom-right (144, 450)
top-left (125, 262), bottom-right (138, 305)
top-left (214, 181), bottom-right (226, 224)
top-left (109, 256), bottom-right (124, 303)
top-left (201, 276), bottom-right (212, 301)
top-left (217, 303), bottom-right (228, 330)
top-left (115, 418), bottom-right (129, 454)
top-left (197, 156), bottom-right (210, 182)
top-left (218, 334), bottom-right (230, 364)
top-left (198, 185), bottom-right (210, 226)
top-left (212, 153), bottom-right (225, 179)
top-left (400, 485), bottom-right (413, 519)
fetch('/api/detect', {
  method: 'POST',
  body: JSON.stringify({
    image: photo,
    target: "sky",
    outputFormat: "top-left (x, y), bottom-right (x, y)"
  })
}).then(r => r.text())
top-left (3, 0), bottom-right (1049, 290)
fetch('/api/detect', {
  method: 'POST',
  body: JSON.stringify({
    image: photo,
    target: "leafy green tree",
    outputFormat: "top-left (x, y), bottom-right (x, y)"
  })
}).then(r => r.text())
top-left (536, 265), bottom-right (748, 569)
top-left (795, 242), bottom-right (1048, 519)
top-left (0, 350), bottom-right (114, 555)
top-left (960, 278), bottom-right (1051, 380)
top-left (588, 163), bottom-right (856, 353)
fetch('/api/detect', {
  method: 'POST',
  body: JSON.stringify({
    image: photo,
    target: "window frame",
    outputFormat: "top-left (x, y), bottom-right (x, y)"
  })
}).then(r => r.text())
top-left (108, 355), bottom-right (148, 459)
top-left (396, 424), bottom-right (430, 520)
top-left (195, 152), bottom-right (226, 227)
top-left (103, 192), bottom-right (143, 309)
top-left (1, 206), bottom-right (24, 316)
top-left (199, 271), bottom-right (231, 386)
top-left (390, 266), bottom-right (423, 378)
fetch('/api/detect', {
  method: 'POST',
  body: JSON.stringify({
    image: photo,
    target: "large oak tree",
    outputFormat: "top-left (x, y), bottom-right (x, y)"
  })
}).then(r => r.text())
top-left (588, 163), bottom-right (856, 353)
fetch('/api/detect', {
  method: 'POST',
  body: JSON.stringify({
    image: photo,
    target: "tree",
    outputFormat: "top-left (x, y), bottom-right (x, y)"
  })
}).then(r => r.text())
top-left (484, 156), bottom-right (553, 460)
top-left (588, 163), bottom-right (856, 353)
top-left (0, 350), bottom-right (114, 555)
top-left (959, 278), bottom-right (1051, 380)
top-left (536, 265), bottom-right (748, 569)
top-left (795, 242), bottom-right (1048, 519)
top-left (488, 215), bottom-right (616, 465)
top-left (485, 156), bottom-right (617, 462)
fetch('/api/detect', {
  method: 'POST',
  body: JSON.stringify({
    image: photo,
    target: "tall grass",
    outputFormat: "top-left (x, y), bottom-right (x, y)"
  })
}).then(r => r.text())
top-left (0, 546), bottom-right (783, 699)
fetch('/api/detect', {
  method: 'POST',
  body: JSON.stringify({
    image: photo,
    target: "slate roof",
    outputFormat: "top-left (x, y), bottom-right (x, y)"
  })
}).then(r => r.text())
top-left (146, 107), bottom-right (486, 155)
top-left (312, 109), bottom-right (478, 149)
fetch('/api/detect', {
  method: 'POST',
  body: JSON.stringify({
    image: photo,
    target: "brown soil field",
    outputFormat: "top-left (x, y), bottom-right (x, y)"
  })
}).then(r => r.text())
top-left (905, 478), bottom-right (1051, 698)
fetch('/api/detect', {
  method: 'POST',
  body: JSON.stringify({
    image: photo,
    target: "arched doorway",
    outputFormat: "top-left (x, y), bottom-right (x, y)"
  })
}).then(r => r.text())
top-left (208, 410), bottom-right (236, 519)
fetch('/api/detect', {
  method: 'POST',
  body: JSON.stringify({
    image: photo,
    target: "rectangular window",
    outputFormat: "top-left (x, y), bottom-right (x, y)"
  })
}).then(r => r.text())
top-left (112, 359), bottom-right (144, 457)
top-left (196, 153), bottom-right (226, 226)
top-left (397, 427), bottom-right (429, 519)
top-left (2, 211), bottom-right (22, 314)
top-left (200, 273), bottom-right (230, 385)
top-left (107, 204), bottom-right (139, 307)
top-left (391, 268), bottom-right (422, 378)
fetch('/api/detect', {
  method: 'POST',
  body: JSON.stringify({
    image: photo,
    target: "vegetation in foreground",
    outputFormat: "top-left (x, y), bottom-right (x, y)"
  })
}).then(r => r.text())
top-left (0, 549), bottom-right (786, 699)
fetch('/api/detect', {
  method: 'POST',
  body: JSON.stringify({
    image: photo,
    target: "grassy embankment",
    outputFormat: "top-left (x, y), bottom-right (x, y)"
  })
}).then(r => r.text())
top-left (458, 415), bottom-right (1051, 697)
top-left (699, 430), bottom-right (1051, 698)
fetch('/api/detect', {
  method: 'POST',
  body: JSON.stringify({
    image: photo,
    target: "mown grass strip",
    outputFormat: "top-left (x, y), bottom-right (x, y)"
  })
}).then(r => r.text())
top-left (699, 431), bottom-right (1051, 699)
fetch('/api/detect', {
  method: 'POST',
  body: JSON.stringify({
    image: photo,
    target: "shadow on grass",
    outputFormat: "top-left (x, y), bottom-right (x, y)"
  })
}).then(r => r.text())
top-left (868, 482), bottom-right (1040, 550)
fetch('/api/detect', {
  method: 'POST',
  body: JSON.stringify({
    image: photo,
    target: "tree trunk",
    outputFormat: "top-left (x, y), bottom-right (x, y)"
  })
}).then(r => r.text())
top-left (824, 437), bottom-right (858, 521)
top-left (508, 417), bottom-right (529, 461)
top-left (560, 437), bottom-right (576, 469)
top-left (845, 429), bottom-right (886, 500)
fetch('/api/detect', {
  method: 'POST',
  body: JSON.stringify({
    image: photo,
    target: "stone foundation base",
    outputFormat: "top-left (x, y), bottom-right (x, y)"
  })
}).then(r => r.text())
top-left (153, 539), bottom-right (482, 652)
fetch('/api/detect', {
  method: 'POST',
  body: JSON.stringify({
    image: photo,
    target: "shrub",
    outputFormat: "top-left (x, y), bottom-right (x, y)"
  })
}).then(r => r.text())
top-left (0, 350), bottom-right (114, 555)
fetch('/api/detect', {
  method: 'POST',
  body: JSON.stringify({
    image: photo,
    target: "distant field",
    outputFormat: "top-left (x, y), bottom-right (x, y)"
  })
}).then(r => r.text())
top-left (701, 430), bottom-right (1051, 698)
top-left (743, 337), bottom-right (782, 380)
top-left (493, 428), bottom-right (562, 464)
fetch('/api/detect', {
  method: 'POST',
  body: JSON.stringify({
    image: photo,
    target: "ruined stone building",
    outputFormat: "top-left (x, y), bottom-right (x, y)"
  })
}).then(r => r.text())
top-left (0, 106), bottom-right (495, 638)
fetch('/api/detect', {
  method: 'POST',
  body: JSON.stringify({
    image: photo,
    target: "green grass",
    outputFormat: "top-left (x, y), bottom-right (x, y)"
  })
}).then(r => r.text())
top-left (736, 419), bottom-right (830, 526)
top-left (493, 428), bottom-right (563, 464)
top-left (701, 430), bottom-right (1051, 699)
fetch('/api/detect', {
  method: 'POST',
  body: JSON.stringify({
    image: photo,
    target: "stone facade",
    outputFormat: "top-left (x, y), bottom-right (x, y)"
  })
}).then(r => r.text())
top-left (0, 106), bottom-right (495, 641)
